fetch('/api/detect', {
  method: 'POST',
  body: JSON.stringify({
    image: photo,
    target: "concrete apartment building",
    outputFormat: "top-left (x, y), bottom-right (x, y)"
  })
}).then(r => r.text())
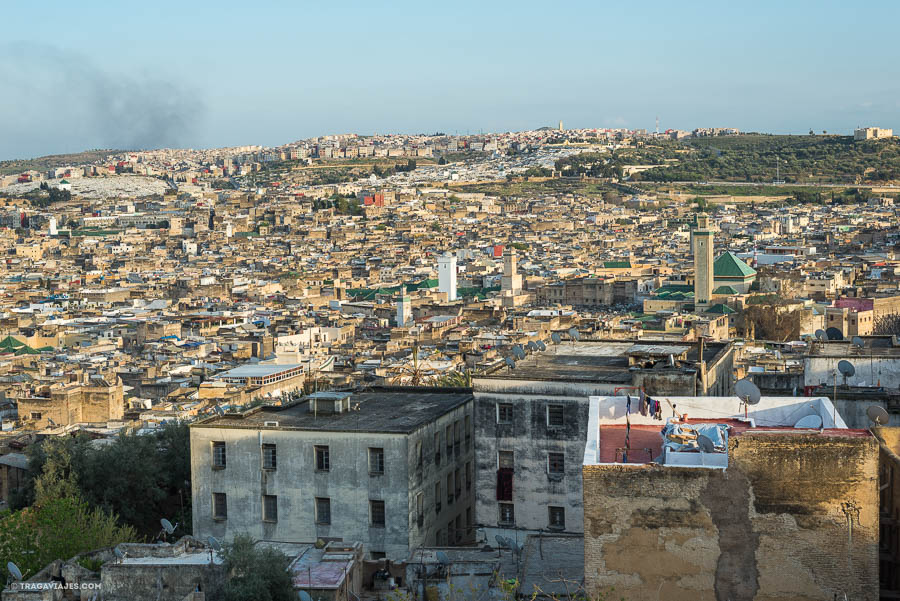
top-left (190, 388), bottom-right (474, 560)
top-left (471, 339), bottom-right (734, 545)
top-left (582, 394), bottom-right (878, 600)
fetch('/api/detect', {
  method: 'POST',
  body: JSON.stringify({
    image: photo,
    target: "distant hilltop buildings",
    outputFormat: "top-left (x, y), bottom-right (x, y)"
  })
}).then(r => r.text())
top-left (855, 126), bottom-right (894, 141)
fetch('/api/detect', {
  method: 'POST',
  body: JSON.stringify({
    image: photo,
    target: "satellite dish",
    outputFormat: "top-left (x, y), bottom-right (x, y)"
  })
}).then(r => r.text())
top-left (207, 536), bottom-right (221, 551)
top-left (504, 357), bottom-right (516, 369)
top-left (515, 543), bottom-right (524, 554)
top-left (536, 340), bottom-right (546, 351)
top-left (852, 336), bottom-right (865, 348)
top-left (696, 435), bottom-right (715, 453)
top-left (815, 329), bottom-right (827, 342)
top-left (213, 405), bottom-right (225, 416)
top-left (298, 592), bottom-right (314, 601)
top-left (867, 405), bottom-right (890, 425)
top-left (794, 414), bottom-right (823, 429)
top-left (436, 551), bottom-right (451, 566)
top-left (838, 360), bottom-right (855, 378)
top-left (513, 345), bottom-right (526, 359)
top-left (568, 327), bottom-right (580, 341)
top-left (526, 341), bottom-right (537, 352)
top-left (495, 535), bottom-right (510, 549)
top-left (161, 518), bottom-right (176, 535)
top-left (551, 333), bottom-right (562, 345)
top-left (826, 327), bottom-right (843, 341)
top-left (735, 379), bottom-right (761, 405)
top-left (7, 561), bottom-right (22, 581)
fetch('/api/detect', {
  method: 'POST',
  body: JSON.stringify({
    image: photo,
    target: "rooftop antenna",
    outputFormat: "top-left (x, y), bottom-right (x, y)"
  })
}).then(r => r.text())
top-left (735, 378), bottom-right (761, 418)
top-left (158, 518), bottom-right (177, 541)
top-left (838, 360), bottom-right (855, 386)
top-left (7, 561), bottom-right (22, 582)
top-left (794, 414), bottom-right (823, 429)
top-left (207, 536), bottom-right (220, 563)
top-left (655, 115), bottom-right (659, 135)
top-left (867, 405), bottom-right (889, 426)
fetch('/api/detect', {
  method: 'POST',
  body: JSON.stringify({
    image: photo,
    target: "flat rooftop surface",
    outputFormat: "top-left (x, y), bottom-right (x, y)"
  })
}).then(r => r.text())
top-left (479, 340), bottom-right (724, 383)
top-left (196, 388), bottom-right (473, 433)
top-left (217, 363), bottom-right (302, 378)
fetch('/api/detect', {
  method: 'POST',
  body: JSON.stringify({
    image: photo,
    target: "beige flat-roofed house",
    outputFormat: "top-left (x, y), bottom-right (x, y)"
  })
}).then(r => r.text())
top-left (855, 127), bottom-right (894, 141)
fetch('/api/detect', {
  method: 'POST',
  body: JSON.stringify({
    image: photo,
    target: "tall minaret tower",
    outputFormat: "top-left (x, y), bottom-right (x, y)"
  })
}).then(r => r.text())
top-left (693, 213), bottom-right (714, 311)
top-left (501, 249), bottom-right (522, 294)
top-left (437, 253), bottom-right (457, 301)
top-left (396, 286), bottom-right (411, 327)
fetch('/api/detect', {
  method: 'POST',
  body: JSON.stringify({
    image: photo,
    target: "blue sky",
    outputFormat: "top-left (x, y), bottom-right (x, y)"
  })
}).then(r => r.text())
top-left (1, 0), bottom-right (898, 159)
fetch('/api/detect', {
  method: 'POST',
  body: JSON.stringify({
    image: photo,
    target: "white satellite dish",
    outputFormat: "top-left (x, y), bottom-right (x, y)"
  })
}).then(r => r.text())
top-left (696, 435), bottom-right (715, 453)
top-left (735, 379), bottom-right (761, 406)
top-left (794, 414), bottom-right (823, 429)
top-left (160, 518), bottom-right (177, 535)
top-left (7, 562), bottom-right (22, 581)
top-left (867, 405), bottom-right (890, 426)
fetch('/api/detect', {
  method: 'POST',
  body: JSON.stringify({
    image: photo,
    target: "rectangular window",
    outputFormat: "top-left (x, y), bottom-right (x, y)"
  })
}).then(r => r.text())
top-left (434, 432), bottom-right (441, 466)
top-left (30, 412), bottom-right (42, 421)
top-left (465, 415), bottom-right (471, 448)
top-left (435, 482), bottom-right (441, 513)
top-left (548, 452), bottom-right (565, 474)
top-left (315, 445), bottom-right (330, 471)
top-left (262, 444), bottom-right (276, 470)
top-left (416, 493), bottom-right (424, 528)
top-left (212, 441), bottom-right (226, 469)
top-left (370, 500), bottom-right (385, 527)
top-left (454, 468), bottom-right (461, 498)
top-left (263, 495), bottom-right (278, 522)
top-left (416, 441), bottom-right (423, 467)
top-left (446, 425), bottom-right (453, 453)
top-left (499, 503), bottom-right (515, 525)
top-left (213, 492), bottom-right (227, 519)
top-left (499, 450), bottom-right (514, 469)
top-left (447, 473), bottom-right (454, 504)
top-left (497, 403), bottom-right (513, 424)
top-left (369, 447), bottom-right (385, 475)
top-left (466, 461), bottom-right (472, 490)
top-left (547, 404), bottom-right (565, 427)
top-left (315, 497), bottom-right (331, 524)
top-left (549, 506), bottom-right (565, 529)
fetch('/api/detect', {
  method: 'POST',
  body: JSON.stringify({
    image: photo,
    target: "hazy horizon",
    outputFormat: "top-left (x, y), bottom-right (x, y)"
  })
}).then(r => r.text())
top-left (2, 0), bottom-right (898, 161)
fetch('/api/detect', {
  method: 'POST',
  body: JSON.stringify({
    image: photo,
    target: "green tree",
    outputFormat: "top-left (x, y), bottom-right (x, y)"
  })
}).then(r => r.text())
top-left (0, 496), bottom-right (138, 580)
top-left (221, 534), bottom-right (295, 601)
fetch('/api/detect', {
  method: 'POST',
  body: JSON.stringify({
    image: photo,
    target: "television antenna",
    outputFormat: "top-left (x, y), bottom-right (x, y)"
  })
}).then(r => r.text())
top-left (794, 414), bottom-right (823, 429)
top-left (158, 517), bottom-right (178, 541)
top-left (838, 360), bottom-right (855, 386)
top-left (735, 379), bottom-right (761, 418)
top-left (825, 327), bottom-right (843, 341)
top-left (867, 405), bottom-right (889, 426)
top-left (7, 561), bottom-right (22, 582)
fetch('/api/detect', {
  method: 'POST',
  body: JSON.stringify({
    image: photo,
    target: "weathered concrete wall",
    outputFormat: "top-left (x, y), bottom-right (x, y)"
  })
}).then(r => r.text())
top-left (805, 356), bottom-right (900, 389)
top-left (583, 434), bottom-right (879, 601)
top-left (101, 563), bottom-right (225, 601)
top-left (474, 392), bottom-right (588, 540)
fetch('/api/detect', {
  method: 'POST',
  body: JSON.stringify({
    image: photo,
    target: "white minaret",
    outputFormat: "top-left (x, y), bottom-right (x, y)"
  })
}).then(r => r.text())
top-left (396, 286), bottom-right (411, 327)
top-left (49, 217), bottom-right (57, 236)
top-left (438, 253), bottom-right (457, 301)
top-left (225, 223), bottom-right (233, 238)
top-left (501, 248), bottom-right (522, 294)
top-left (693, 213), bottom-right (714, 310)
